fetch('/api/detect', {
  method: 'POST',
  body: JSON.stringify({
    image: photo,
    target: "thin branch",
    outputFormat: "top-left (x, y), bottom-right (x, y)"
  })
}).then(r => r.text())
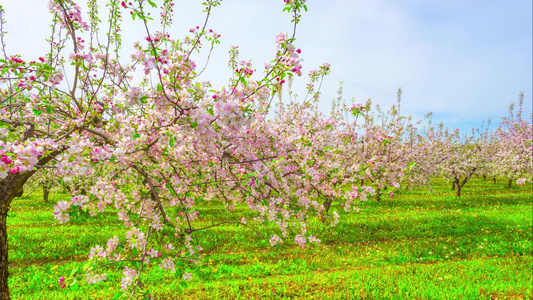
top-left (131, 164), bottom-right (171, 225)
top-left (183, 221), bottom-right (265, 238)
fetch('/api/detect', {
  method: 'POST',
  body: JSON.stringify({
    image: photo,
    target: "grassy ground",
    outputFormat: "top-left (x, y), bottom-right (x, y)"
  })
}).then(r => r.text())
top-left (7, 177), bottom-right (532, 299)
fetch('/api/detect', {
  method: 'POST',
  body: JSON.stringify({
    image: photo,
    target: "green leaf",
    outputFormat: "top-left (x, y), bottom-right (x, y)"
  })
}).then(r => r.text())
top-left (169, 136), bottom-right (175, 147)
top-left (70, 278), bottom-right (77, 287)
top-left (157, 84), bottom-right (163, 92)
top-left (71, 280), bottom-right (80, 290)
top-left (133, 133), bottom-right (141, 138)
top-left (32, 109), bottom-right (42, 116)
top-left (147, 0), bottom-right (157, 8)
top-left (190, 121), bottom-right (198, 129)
top-left (83, 260), bottom-right (93, 270)
top-left (113, 291), bottom-right (125, 300)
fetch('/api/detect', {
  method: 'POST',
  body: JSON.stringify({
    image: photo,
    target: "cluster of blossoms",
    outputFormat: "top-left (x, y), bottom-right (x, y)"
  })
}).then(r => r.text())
top-left (516, 178), bottom-right (527, 185)
top-left (53, 201), bottom-right (71, 224)
top-left (48, 0), bottom-right (90, 31)
top-left (271, 33), bottom-right (303, 80)
top-left (269, 235), bottom-right (283, 246)
top-left (0, 139), bottom-right (55, 178)
top-left (283, 0), bottom-right (306, 6)
top-left (121, 266), bottom-right (138, 291)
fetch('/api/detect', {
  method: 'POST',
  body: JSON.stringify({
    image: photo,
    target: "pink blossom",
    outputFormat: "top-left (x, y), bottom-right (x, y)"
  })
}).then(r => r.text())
top-left (294, 234), bottom-right (306, 248)
top-left (269, 235), bottom-right (283, 246)
top-left (183, 272), bottom-right (192, 281)
top-left (160, 257), bottom-right (176, 272)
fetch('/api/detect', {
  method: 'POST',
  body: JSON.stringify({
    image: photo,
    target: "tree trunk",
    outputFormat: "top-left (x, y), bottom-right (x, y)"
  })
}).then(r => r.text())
top-left (360, 179), bottom-right (364, 187)
top-left (507, 178), bottom-right (513, 188)
top-left (451, 182), bottom-right (456, 191)
top-left (492, 177), bottom-right (496, 183)
top-left (375, 188), bottom-right (381, 201)
top-left (455, 183), bottom-right (461, 197)
top-left (43, 185), bottom-right (50, 203)
top-left (453, 178), bottom-right (467, 197)
top-left (323, 199), bottom-right (332, 213)
top-left (0, 172), bottom-right (34, 300)
top-left (483, 175), bottom-right (486, 180)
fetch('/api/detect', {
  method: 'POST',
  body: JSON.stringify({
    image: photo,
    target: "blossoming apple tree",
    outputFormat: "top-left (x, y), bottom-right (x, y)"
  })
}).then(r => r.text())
top-left (350, 89), bottom-right (431, 201)
top-left (492, 93), bottom-right (532, 186)
top-left (0, 0), bottom-right (377, 298)
top-left (429, 123), bottom-right (491, 197)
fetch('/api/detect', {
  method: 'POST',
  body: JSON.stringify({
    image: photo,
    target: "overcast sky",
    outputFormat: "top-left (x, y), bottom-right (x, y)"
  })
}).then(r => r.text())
top-left (2, 0), bottom-right (531, 133)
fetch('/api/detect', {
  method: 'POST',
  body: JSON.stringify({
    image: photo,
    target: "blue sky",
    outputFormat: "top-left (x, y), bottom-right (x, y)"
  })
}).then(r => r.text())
top-left (2, 0), bottom-right (531, 133)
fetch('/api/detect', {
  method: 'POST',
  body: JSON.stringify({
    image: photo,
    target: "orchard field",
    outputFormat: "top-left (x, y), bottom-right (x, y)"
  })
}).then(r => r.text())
top-left (1, 0), bottom-right (532, 299)
top-left (8, 177), bottom-right (532, 299)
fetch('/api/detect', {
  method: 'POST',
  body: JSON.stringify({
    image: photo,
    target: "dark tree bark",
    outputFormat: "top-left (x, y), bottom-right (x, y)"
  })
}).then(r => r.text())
top-left (507, 178), bottom-right (513, 188)
top-left (42, 184), bottom-right (51, 203)
top-left (451, 181), bottom-right (456, 191)
top-left (323, 199), bottom-right (332, 213)
top-left (0, 207), bottom-right (9, 300)
top-left (454, 180), bottom-right (461, 197)
top-left (453, 168), bottom-right (477, 197)
top-left (375, 188), bottom-right (381, 201)
top-left (0, 171), bottom-right (34, 300)
top-left (483, 175), bottom-right (486, 180)
top-left (493, 177), bottom-right (496, 183)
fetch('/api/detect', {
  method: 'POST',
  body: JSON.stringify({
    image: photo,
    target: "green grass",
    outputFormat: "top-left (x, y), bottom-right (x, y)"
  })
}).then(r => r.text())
top-left (7, 177), bottom-right (533, 299)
